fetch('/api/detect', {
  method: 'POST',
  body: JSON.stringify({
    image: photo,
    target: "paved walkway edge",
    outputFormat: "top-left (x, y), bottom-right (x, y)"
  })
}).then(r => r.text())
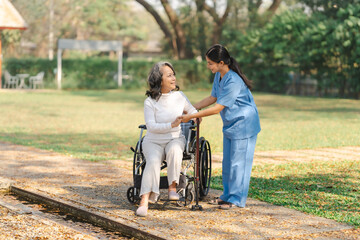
top-left (9, 186), bottom-right (167, 240)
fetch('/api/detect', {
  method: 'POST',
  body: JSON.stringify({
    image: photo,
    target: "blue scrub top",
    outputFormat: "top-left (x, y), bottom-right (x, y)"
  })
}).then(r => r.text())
top-left (211, 70), bottom-right (261, 139)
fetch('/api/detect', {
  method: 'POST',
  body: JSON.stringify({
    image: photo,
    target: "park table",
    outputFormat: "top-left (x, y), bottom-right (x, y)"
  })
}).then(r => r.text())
top-left (16, 73), bottom-right (29, 89)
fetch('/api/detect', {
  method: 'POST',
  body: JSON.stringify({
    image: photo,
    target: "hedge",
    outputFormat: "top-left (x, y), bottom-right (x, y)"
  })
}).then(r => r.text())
top-left (2, 58), bottom-right (213, 90)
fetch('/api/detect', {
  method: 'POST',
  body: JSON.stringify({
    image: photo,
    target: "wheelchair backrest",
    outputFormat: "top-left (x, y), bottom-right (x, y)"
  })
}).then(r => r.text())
top-left (181, 121), bottom-right (196, 154)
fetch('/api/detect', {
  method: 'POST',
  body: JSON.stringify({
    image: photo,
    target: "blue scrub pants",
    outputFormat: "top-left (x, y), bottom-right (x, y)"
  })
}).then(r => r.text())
top-left (220, 134), bottom-right (257, 207)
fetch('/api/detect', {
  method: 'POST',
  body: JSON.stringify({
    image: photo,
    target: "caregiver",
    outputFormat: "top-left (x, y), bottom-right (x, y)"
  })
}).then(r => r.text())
top-left (181, 44), bottom-right (261, 209)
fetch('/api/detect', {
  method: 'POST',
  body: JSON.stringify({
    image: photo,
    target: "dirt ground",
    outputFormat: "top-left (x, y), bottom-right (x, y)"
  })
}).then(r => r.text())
top-left (0, 190), bottom-right (105, 240)
top-left (0, 142), bottom-right (359, 239)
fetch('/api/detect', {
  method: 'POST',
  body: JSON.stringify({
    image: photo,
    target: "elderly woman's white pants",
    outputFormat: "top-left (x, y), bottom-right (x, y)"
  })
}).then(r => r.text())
top-left (139, 136), bottom-right (185, 197)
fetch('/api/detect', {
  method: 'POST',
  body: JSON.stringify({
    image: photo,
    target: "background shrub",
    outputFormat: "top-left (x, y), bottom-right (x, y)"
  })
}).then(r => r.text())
top-left (2, 58), bottom-right (212, 90)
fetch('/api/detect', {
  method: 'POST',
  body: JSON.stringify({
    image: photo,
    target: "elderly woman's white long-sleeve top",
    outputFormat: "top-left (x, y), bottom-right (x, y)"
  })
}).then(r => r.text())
top-left (144, 91), bottom-right (197, 140)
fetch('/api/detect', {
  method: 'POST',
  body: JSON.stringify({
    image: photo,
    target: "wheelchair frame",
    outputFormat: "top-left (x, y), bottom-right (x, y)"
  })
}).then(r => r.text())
top-left (126, 120), bottom-right (212, 207)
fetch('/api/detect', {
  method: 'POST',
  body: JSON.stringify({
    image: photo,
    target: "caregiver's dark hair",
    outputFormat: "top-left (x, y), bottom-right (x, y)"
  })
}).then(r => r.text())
top-left (206, 44), bottom-right (253, 90)
top-left (146, 61), bottom-right (179, 100)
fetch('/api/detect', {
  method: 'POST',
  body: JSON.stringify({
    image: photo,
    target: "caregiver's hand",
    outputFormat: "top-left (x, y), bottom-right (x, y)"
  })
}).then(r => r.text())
top-left (171, 116), bottom-right (183, 128)
top-left (181, 114), bottom-right (193, 123)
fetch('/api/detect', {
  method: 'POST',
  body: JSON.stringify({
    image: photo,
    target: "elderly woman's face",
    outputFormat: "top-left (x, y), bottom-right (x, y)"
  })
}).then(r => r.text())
top-left (161, 65), bottom-right (176, 93)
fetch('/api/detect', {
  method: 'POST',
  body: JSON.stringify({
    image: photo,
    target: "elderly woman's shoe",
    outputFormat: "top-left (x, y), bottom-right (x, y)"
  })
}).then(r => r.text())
top-left (168, 191), bottom-right (179, 201)
top-left (135, 205), bottom-right (148, 217)
top-left (148, 192), bottom-right (158, 204)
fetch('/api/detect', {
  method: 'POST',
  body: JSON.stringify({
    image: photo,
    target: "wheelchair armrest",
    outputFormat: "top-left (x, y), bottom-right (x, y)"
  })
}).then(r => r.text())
top-left (139, 124), bottom-right (147, 129)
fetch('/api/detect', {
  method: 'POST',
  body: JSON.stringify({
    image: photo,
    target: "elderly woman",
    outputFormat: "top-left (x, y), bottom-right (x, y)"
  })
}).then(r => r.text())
top-left (136, 62), bottom-right (197, 217)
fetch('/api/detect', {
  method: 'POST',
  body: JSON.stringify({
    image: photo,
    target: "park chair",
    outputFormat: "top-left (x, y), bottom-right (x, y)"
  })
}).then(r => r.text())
top-left (29, 72), bottom-right (45, 89)
top-left (4, 71), bottom-right (19, 89)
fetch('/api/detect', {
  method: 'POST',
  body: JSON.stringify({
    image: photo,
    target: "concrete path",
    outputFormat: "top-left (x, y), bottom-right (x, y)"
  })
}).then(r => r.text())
top-left (0, 142), bottom-right (358, 239)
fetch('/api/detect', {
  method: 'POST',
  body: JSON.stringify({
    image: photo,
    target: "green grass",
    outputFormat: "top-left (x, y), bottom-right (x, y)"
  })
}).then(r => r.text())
top-left (0, 90), bottom-right (146, 161)
top-left (211, 160), bottom-right (360, 227)
top-left (0, 90), bottom-right (359, 160)
top-left (0, 89), bottom-right (359, 226)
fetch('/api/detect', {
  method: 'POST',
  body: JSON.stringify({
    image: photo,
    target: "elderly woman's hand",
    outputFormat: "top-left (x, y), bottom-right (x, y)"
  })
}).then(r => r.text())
top-left (171, 116), bottom-right (183, 128)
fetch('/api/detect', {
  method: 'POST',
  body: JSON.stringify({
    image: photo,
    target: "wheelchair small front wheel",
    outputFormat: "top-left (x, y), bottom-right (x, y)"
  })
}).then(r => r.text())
top-left (127, 187), bottom-right (140, 204)
top-left (176, 183), bottom-right (194, 207)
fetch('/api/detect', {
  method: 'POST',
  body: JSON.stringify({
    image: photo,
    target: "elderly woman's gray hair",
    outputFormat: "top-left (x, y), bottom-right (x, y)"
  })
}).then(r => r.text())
top-left (145, 61), bottom-right (178, 100)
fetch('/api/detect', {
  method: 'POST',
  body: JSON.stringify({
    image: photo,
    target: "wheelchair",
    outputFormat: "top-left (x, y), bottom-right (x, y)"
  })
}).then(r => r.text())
top-left (126, 120), bottom-right (212, 207)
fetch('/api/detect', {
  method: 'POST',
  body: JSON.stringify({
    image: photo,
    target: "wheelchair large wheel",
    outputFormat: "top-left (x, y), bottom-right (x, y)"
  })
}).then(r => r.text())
top-left (128, 140), bottom-right (145, 204)
top-left (199, 139), bottom-right (212, 197)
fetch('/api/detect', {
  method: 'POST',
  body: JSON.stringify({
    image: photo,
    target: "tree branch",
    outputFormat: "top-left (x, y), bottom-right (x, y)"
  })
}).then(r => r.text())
top-left (160, 0), bottom-right (187, 58)
top-left (203, 2), bottom-right (220, 23)
top-left (267, 0), bottom-right (282, 16)
top-left (134, 0), bottom-right (177, 54)
top-left (256, 0), bottom-right (263, 9)
top-left (220, 2), bottom-right (231, 24)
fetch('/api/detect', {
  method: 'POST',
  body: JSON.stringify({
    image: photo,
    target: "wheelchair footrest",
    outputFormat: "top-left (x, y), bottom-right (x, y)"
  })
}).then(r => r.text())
top-left (134, 174), bottom-right (187, 189)
top-left (160, 174), bottom-right (187, 189)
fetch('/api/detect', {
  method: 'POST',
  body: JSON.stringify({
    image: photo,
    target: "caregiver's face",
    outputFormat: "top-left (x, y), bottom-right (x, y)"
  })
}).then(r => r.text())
top-left (206, 56), bottom-right (221, 74)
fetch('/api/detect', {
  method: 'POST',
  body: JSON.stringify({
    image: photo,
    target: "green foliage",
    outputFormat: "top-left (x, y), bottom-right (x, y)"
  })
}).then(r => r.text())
top-left (230, 10), bottom-right (309, 93)
top-left (299, 0), bottom-right (360, 18)
top-left (3, 2), bottom-right (360, 97)
top-left (2, 58), bottom-right (212, 90)
top-left (227, 4), bottom-right (360, 98)
top-left (0, 30), bottom-right (22, 49)
top-left (301, 4), bottom-right (360, 98)
top-left (9, 0), bottom-right (148, 58)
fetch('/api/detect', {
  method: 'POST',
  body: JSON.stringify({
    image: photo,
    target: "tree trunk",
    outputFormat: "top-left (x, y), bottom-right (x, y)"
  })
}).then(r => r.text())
top-left (201, 0), bottom-right (231, 45)
top-left (135, 0), bottom-right (178, 58)
top-left (160, 0), bottom-right (191, 59)
top-left (266, 0), bottom-right (282, 17)
top-left (212, 23), bottom-right (221, 44)
top-left (248, 0), bottom-right (282, 28)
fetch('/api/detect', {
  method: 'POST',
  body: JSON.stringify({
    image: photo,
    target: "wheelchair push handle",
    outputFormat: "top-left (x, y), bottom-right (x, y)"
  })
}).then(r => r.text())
top-left (192, 118), bottom-right (203, 210)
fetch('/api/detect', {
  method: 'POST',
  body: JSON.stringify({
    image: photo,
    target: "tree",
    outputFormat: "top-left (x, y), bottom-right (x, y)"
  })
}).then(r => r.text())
top-left (195, 0), bottom-right (231, 45)
top-left (247, 0), bottom-right (283, 28)
top-left (227, 2), bottom-right (360, 98)
top-left (0, 30), bottom-right (22, 61)
top-left (135, 0), bottom-right (284, 59)
top-left (135, 0), bottom-right (189, 59)
top-left (8, 0), bottom-right (147, 58)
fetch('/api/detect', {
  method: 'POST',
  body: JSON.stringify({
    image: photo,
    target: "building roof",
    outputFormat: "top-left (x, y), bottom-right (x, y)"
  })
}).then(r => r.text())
top-left (0, 0), bottom-right (27, 30)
